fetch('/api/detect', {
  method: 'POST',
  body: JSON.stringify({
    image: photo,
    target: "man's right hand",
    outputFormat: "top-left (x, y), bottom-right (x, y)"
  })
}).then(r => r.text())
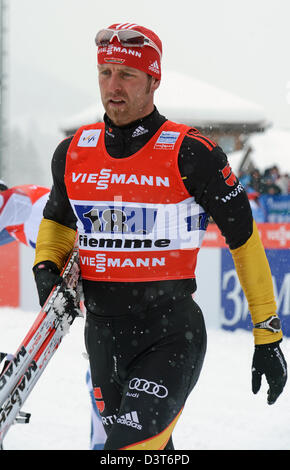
top-left (33, 261), bottom-right (63, 307)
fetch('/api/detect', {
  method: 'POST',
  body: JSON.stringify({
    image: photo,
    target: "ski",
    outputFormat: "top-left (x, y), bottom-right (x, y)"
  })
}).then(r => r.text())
top-left (0, 246), bottom-right (80, 409)
top-left (0, 315), bottom-right (72, 444)
top-left (0, 246), bottom-right (81, 445)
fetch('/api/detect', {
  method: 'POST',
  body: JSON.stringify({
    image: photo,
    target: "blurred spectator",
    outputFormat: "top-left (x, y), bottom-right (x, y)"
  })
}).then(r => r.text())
top-left (276, 173), bottom-right (290, 195)
top-left (260, 170), bottom-right (281, 195)
top-left (267, 165), bottom-right (280, 182)
top-left (260, 178), bottom-right (281, 195)
top-left (249, 168), bottom-right (263, 193)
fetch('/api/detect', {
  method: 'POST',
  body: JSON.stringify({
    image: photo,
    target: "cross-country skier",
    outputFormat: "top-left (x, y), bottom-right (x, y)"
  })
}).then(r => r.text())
top-left (0, 180), bottom-right (106, 449)
top-left (33, 23), bottom-right (287, 450)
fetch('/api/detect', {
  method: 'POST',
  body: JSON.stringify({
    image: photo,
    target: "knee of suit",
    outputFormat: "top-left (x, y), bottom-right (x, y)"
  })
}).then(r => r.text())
top-left (103, 408), bottom-right (183, 451)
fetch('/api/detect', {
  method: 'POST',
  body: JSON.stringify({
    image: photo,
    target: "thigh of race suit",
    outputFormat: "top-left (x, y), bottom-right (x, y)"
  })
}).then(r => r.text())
top-left (85, 296), bottom-right (207, 450)
top-left (85, 315), bottom-right (122, 422)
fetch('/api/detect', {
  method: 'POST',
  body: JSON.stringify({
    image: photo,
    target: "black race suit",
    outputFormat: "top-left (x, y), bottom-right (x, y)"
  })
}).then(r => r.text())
top-left (44, 107), bottom-right (252, 450)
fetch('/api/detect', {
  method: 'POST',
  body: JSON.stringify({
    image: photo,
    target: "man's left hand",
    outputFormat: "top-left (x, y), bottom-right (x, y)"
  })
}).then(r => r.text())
top-left (252, 341), bottom-right (287, 404)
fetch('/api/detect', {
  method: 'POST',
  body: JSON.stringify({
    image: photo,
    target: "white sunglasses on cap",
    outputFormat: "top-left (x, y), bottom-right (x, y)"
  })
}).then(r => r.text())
top-left (95, 29), bottom-right (162, 59)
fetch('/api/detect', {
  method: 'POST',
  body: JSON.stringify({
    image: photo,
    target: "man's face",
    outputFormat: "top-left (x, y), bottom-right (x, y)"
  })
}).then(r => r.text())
top-left (98, 64), bottom-right (160, 126)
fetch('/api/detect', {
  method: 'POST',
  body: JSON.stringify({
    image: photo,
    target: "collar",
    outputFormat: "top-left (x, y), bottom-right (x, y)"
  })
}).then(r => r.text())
top-left (103, 107), bottom-right (167, 158)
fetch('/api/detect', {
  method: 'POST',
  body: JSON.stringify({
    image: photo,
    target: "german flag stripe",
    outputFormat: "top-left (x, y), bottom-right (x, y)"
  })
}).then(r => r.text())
top-left (187, 129), bottom-right (217, 148)
top-left (186, 133), bottom-right (217, 151)
top-left (120, 408), bottom-right (183, 450)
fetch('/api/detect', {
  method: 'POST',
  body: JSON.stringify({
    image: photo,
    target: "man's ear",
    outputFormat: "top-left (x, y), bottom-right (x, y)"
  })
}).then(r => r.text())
top-left (152, 78), bottom-right (161, 92)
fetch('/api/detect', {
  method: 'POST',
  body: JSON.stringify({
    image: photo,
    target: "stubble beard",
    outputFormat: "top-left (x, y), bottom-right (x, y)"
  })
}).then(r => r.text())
top-left (106, 101), bottom-right (129, 126)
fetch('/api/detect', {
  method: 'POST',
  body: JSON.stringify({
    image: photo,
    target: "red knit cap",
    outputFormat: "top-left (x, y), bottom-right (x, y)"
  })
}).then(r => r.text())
top-left (97, 23), bottom-right (162, 79)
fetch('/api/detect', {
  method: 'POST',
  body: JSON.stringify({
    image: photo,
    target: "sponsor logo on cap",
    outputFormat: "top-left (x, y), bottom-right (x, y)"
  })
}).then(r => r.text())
top-left (148, 60), bottom-right (160, 74)
top-left (104, 58), bottom-right (125, 64)
top-left (99, 45), bottom-right (142, 58)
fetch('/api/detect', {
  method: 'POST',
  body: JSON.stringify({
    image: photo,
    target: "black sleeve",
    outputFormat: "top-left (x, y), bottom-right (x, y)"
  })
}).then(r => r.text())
top-left (178, 131), bottom-right (253, 249)
top-left (43, 136), bottom-right (77, 230)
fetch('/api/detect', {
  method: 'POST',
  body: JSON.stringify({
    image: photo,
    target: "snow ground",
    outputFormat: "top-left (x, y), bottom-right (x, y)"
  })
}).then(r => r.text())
top-left (1, 307), bottom-right (289, 451)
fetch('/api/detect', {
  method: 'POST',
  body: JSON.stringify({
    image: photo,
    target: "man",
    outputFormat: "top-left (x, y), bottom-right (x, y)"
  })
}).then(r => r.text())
top-left (0, 181), bottom-right (106, 450)
top-left (33, 23), bottom-right (287, 450)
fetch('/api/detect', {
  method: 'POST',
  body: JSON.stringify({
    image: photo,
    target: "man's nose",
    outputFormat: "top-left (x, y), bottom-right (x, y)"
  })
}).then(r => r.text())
top-left (107, 74), bottom-right (123, 93)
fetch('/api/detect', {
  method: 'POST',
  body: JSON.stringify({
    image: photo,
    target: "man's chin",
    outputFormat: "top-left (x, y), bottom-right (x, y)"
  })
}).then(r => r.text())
top-left (106, 105), bottom-right (131, 126)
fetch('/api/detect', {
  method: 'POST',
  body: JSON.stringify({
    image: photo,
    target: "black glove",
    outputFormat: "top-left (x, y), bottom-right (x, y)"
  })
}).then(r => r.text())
top-left (33, 261), bottom-right (62, 307)
top-left (252, 340), bottom-right (287, 405)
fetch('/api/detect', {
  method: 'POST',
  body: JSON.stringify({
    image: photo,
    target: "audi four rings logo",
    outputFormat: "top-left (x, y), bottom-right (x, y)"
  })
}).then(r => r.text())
top-left (129, 378), bottom-right (168, 398)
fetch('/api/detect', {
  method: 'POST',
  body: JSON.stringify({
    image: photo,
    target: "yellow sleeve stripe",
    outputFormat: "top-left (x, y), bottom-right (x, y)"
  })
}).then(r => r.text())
top-left (34, 218), bottom-right (77, 271)
top-left (120, 408), bottom-right (183, 450)
top-left (230, 220), bottom-right (282, 344)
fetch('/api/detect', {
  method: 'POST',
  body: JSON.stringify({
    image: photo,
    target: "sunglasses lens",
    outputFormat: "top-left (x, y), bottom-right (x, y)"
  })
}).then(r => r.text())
top-left (95, 30), bottom-right (114, 46)
top-left (118, 30), bottom-right (145, 47)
